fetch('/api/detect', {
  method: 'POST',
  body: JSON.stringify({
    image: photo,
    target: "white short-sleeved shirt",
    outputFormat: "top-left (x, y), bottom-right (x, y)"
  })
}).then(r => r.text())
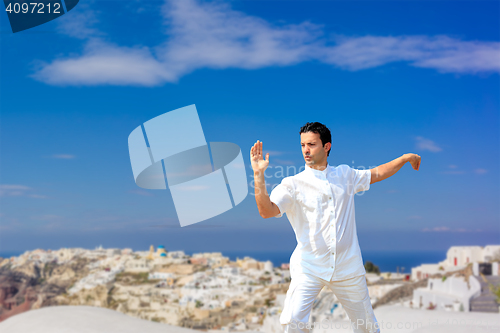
top-left (270, 164), bottom-right (371, 281)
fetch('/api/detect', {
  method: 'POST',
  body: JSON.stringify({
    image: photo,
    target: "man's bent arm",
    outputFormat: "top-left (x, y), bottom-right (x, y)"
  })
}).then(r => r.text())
top-left (370, 153), bottom-right (421, 184)
top-left (254, 171), bottom-right (281, 218)
top-left (250, 140), bottom-right (281, 218)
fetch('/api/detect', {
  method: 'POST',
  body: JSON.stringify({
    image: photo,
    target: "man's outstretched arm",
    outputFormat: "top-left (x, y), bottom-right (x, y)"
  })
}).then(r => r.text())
top-left (370, 153), bottom-right (421, 184)
top-left (250, 140), bottom-right (281, 218)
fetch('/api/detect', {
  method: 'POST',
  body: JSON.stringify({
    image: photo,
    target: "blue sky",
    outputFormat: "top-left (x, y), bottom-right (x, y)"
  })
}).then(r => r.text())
top-left (0, 0), bottom-right (499, 254)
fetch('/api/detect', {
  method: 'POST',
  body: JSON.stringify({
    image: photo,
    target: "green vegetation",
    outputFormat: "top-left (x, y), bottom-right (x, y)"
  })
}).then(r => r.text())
top-left (364, 261), bottom-right (380, 274)
top-left (107, 297), bottom-right (119, 310)
top-left (488, 283), bottom-right (500, 303)
top-left (195, 300), bottom-right (204, 308)
top-left (107, 287), bottom-right (117, 309)
top-left (259, 276), bottom-right (271, 284)
top-left (442, 276), bottom-right (447, 282)
top-left (114, 272), bottom-right (159, 285)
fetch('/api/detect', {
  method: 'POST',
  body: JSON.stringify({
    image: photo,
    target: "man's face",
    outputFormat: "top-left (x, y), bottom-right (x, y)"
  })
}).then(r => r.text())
top-left (300, 132), bottom-right (331, 167)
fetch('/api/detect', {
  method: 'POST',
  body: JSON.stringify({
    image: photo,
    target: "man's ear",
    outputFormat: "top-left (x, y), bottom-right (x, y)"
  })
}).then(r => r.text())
top-left (324, 142), bottom-right (332, 154)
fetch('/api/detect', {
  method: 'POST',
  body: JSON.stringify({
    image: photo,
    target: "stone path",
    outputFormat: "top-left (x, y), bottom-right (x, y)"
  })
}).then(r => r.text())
top-left (470, 275), bottom-right (500, 313)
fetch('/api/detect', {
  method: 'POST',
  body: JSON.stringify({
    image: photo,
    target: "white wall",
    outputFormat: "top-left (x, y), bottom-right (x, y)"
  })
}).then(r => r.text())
top-left (412, 276), bottom-right (481, 312)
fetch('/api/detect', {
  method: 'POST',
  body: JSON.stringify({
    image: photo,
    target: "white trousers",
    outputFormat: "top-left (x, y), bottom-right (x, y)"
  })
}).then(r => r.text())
top-left (280, 273), bottom-right (380, 333)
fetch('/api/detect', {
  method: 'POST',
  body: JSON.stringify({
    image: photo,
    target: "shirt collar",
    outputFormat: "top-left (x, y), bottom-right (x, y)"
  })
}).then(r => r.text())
top-left (304, 164), bottom-right (329, 179)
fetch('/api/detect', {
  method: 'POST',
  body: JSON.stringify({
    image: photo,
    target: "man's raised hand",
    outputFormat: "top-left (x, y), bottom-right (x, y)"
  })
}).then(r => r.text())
top-left (250, 140), bottom-right (270, 173)
top-left (406, 153), bottom-right (421, 170)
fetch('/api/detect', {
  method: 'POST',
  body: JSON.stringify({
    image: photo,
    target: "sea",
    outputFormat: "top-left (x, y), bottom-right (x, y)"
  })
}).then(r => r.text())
top-left (217, 250), bottom-right (447, 273)
top-left (0, 249), bottom-right (447, 273)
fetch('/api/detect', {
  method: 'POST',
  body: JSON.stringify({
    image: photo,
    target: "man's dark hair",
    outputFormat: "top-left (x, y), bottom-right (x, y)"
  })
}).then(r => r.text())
top-left (299, 122), bottom-right (332, 156)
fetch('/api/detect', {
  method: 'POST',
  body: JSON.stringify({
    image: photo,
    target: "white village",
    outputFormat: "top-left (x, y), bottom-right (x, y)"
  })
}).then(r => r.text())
top-left (0, 244), bottom-right (499, 333)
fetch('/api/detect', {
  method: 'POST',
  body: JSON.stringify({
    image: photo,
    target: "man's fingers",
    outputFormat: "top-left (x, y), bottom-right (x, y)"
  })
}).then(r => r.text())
top-left (251, 141), bottom-right (266, 160)
top-left (251, 142), bottom-right (259, 160)
top-left (266, 153), bottom-right (269, 162)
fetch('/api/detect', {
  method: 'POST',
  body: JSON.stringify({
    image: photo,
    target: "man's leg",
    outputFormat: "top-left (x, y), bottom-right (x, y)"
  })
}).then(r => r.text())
top-left (280, 273), bottom-right (325, 333)
top-left (327, 275), bottom-right (380, 333)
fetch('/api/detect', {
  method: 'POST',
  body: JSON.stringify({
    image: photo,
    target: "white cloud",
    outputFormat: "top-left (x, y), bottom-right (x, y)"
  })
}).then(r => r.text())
top-left (32, 0), bottom-right (500, 86)
top-left (421, 227), bottom-right (485, 233)
top-left (441, 170), bottom-right (465, 175)
top-left (0, 184), bottom-right (31, 197)
top-left (441, 164), bottom-right (465, 175)
top-left (51, 154), bottom-right (76, 159)
top-left (31, 214), bottom-right (62, 221)
top-left (0, 184), bottom-right (46, 198)
top-left (0, 185), bottom-right (31, 197)
top-left (422, 226), bottom-right (450, 232)
top-left (57, 4), bottom-right (101, 39)
top-left (28, 194), bottom-right (48, 199)
top-left (415, 136), bottom-right (442, 152)
top-left (0, 184), bottom-right (31, 190)
top-left (323, 35), bottom-right (500, 74)
top-left (474, 168), bottom-right (488, 174)
top-left (32, 39), bottom-right (173, 86)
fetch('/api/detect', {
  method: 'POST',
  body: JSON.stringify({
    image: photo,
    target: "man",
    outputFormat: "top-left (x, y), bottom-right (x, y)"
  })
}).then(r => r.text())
top-left (250, 122), bottom-right (421, 333)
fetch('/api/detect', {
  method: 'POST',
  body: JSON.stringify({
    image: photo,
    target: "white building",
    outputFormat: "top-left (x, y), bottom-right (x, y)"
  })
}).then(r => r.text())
top-left (124, 258), bottom-right (154, 273)
top-left (412, 276), bottom-right (481, 312)
top-left (483, 245), bottom-right (500, 262)
top-left (263, 260), bottom-right (273, 272)
top-left (440, 246), bottom-right (483, 267)
top-left (148, 272), bottom-right (175, 280)
top-left (68, 266), bottom-right (124, 294)
top-left (106, 249), bottom-right (122, 257)
top-left (411, 245), bottom-right (500, 281)
top-left (192, 252), bottom-right (223, 258)
top-left (192, 252), bottom-right (230, 268)
top-left (121, 248), bottom-right (133, 255)
top-left (167, 251), bottom-right (186, 259)
top-left (53, 248), bottom-right (85, 263)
